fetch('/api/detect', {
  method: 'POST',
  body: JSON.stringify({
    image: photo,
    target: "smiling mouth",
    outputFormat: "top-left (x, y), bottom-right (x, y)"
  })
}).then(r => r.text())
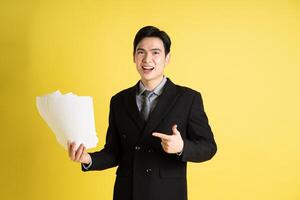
top-left (142, 66), bottom-right (154, 71)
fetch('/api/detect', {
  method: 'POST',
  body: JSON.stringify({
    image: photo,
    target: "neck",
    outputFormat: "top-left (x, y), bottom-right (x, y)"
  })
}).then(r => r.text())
top-left (141, 75), bottom-right (164, 91)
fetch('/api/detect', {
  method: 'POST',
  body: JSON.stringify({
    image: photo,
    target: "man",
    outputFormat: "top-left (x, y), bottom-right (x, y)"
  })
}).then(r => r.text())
top-left (68, 26), bottom-right (217, 200)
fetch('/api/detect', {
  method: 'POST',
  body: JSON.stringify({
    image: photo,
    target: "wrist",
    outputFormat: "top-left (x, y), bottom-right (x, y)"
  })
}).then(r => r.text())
top-left (83, 153), bottom-right (91, 164)
top-left (176, 142), bottom-right (184, 156)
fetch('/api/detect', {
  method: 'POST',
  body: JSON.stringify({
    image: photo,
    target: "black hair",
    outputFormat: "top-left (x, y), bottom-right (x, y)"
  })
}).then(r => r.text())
top-left (133, 26), bottom-right (171, 57)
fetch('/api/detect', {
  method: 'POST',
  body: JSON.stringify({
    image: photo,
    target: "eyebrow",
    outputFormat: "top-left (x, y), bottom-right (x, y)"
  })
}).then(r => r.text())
top-left (136, 48), bottom-right (162, 52)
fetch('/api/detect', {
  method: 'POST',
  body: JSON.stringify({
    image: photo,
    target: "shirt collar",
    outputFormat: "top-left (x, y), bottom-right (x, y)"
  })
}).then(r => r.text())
top-left (138, 76), bottom-right (167, 96)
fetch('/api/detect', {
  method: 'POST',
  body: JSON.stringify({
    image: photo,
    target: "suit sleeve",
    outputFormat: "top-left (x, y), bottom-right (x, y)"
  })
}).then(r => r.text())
top-left (82, 97), bottom-right (121, 171)
top-left (181, 92), bottom-right (217, 162)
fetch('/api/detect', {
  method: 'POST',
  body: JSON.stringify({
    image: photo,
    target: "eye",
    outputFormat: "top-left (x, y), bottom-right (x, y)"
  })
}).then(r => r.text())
top-left (153, 51), bottom-right (160, 55)
top-left (137, 51), bottom-right (144, 55)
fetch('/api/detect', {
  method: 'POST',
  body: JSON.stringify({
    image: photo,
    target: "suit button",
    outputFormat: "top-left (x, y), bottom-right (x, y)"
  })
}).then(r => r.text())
top-left (148, 149), bottom-right (153, 153)
top-left (146, 168), bottom-right (152, 173)
top-left (135, 146), bottom-right (141, 150)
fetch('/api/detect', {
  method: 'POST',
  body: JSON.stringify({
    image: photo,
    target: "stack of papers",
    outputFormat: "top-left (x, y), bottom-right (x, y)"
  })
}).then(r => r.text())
top-left (36, 90), bottom-right (98, 150)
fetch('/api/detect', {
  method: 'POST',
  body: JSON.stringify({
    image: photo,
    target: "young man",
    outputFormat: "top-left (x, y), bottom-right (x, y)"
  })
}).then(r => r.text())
top-left (68, 26), bottom-right (217, 200)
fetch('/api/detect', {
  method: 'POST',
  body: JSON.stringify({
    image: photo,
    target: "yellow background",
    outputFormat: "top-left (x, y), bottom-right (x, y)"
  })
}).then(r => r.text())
top-left (1, 0), bottom-right (300, 199)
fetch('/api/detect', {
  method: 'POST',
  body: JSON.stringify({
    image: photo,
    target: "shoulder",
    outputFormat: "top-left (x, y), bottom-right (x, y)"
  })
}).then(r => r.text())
top-left (173, 83), bottom-right (205, 109)
top-left (174, 83), bottom-right (201, 98)
top-left (110, 85), bottom-right (136, 104)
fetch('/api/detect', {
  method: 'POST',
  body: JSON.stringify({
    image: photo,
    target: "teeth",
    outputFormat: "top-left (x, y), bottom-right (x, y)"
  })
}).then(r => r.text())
top-left (142, 66), bottom-right (154, 70)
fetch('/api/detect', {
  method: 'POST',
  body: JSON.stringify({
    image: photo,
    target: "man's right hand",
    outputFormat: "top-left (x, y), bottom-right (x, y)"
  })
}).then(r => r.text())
top-left (67, 141), bottom-right (91, 165)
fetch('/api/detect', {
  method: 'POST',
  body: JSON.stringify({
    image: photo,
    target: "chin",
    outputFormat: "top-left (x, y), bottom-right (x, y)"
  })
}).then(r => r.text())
top-left (141, 77), bottom-right (152, 82)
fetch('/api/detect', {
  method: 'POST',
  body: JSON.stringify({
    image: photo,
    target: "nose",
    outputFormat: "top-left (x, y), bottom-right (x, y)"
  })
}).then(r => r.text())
top-left (143, 52), bottom-right (151, 63)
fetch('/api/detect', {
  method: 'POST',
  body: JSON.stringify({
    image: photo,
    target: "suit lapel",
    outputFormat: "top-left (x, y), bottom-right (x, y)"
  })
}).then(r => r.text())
top-left (124, 82), bottom-right (145, 131)
top-left (124, 78), bottom-right (180, 139)
top-left (139, 78), bottom-right (179, 141)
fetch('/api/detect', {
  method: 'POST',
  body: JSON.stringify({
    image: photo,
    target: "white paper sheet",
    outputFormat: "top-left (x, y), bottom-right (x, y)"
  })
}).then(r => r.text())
top-left (36, 90), bottom-right (98, 150)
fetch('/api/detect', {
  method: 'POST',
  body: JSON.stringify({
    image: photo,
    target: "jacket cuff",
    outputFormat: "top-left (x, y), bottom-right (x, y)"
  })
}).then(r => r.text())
top-left (81, 154), bottom-right (92, 171)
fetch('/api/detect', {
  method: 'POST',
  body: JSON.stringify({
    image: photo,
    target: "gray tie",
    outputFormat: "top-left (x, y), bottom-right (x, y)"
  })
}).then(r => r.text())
top-left (141, 90), bottom-right (152, 121)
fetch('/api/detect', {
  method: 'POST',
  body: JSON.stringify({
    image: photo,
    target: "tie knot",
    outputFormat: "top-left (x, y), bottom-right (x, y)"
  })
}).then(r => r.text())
top-left (142, 90), bottom-right (152, 98)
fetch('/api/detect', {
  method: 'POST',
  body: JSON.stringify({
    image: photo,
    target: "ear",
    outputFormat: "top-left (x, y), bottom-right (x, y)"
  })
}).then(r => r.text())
top-left (165, 53), bottom-right (170, 65)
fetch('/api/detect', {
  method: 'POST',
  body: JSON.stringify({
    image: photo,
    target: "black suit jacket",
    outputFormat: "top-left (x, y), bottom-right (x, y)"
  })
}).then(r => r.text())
top-left (82, 78), bottom-right (217, 200)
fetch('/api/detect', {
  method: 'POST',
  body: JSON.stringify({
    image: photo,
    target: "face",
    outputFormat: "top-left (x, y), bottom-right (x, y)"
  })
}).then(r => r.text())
top-left (134, 37), bottom-right (170, 84)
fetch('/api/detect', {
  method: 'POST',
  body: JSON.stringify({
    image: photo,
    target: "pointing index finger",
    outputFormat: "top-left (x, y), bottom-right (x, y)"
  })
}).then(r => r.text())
top-left (152, 132), bottom-right (171, 140)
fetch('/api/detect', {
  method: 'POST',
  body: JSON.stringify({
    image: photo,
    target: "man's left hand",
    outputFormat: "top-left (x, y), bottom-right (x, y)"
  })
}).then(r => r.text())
top-left (152, 124), bottom-right (184, 154)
